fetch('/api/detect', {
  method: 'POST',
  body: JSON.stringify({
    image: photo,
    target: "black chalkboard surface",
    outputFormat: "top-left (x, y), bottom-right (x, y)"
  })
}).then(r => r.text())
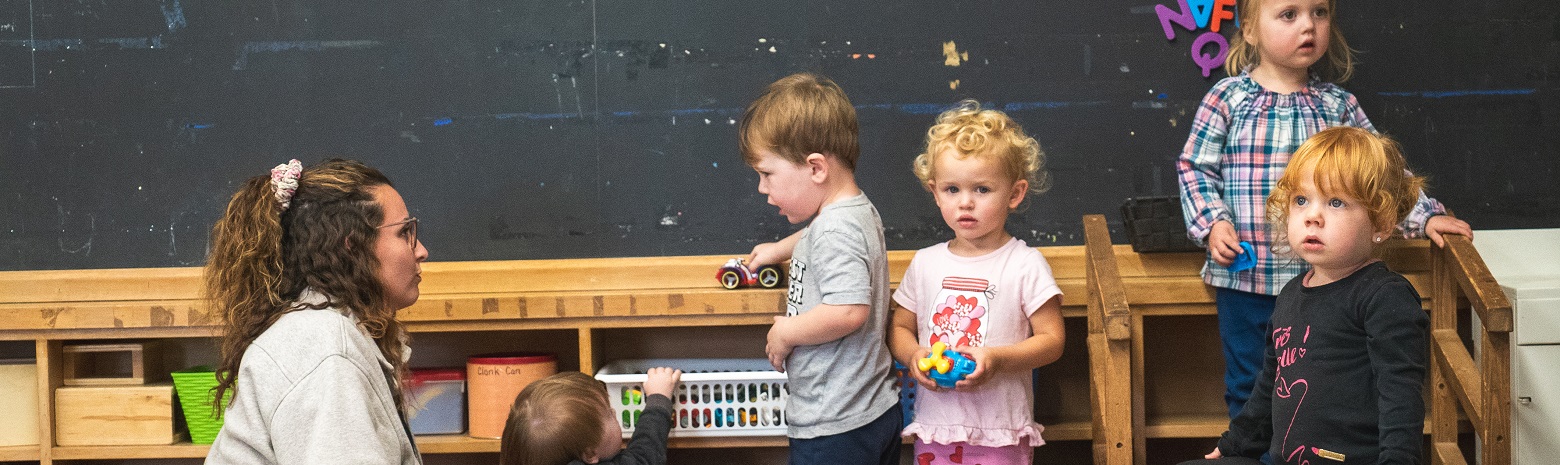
top-left (2, 1), bottom-right (1556, 271)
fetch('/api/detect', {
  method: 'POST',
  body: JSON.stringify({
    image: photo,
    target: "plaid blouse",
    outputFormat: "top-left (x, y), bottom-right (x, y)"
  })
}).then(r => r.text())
top-left (1176, 74), bottom-right (1446, 295)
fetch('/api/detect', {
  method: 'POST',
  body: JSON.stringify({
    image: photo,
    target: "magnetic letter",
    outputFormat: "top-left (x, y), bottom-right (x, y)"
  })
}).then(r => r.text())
top-left (1191, 31), bottom-right (1229, 77)
top-left (1155, 0), bottom-right (1197, 40)
top-left (1188, 0), bottom-right (1215, 28)
top-left (1210, 0), bottom-right (1237, 33)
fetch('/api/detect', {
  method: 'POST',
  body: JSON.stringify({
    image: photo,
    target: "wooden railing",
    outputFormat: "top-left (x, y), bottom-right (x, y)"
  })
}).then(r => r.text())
top-left (1082, 214), bottom-right (1142, 465)
top-left (1082, 215), bottom-right (1509, 464)
top-left (1428, 234), bottom-right (1512, 464)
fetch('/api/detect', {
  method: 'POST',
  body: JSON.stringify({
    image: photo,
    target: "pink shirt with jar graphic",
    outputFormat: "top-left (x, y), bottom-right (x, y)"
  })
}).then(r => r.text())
top-left (892, 237), bottom-right (1063, 447)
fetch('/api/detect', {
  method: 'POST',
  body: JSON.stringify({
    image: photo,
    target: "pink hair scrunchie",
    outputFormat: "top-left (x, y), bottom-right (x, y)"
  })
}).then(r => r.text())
top-left (269, 159), bottom-right (303, 211)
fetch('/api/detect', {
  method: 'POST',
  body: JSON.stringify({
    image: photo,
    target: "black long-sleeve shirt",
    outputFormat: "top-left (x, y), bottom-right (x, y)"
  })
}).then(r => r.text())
top-left (1218, 261), bottom-right (1428, 464)
top-left (570, 394), bottom-right (674, 465)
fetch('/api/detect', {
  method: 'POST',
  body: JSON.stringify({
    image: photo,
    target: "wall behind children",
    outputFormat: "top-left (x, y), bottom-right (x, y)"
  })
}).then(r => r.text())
top-left (2, 0), bottom-right (1555, 271)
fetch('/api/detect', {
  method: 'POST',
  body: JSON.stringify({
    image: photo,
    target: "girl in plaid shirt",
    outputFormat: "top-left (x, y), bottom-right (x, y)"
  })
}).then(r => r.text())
top-left (1175, 0), bottom-right (1471, 419)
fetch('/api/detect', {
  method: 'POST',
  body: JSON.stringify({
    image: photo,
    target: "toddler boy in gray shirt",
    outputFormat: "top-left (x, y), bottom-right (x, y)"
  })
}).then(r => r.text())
top-left (737, 72), bottom-right (902, 465)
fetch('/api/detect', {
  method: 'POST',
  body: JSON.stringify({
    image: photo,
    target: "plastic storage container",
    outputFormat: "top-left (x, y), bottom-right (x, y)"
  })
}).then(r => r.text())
top-left (892, 361), bottom-right (917, 427)
top-left (595, 358), bottom-right (788, 438)
top-left (170, 365), bottom-right (226, 444)
top-left (467, 353), bottom-right (556, 438)
top-left (408, 368), bottom-right (466, 435)
top-left (1119, 196), bottom-right (1202, 253)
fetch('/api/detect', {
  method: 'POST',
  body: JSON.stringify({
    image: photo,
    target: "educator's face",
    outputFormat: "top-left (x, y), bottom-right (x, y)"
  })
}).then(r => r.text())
top-left (370, 185), bottom-right (428, 311)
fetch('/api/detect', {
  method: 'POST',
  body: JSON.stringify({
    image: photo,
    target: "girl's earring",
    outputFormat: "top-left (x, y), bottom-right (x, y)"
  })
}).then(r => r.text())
top-left (1374, 236), bottom-right (1384, 243)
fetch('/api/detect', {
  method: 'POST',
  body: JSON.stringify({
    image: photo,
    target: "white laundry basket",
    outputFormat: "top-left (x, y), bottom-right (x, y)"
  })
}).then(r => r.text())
top-left (595, 358), bottom-right (788, 437)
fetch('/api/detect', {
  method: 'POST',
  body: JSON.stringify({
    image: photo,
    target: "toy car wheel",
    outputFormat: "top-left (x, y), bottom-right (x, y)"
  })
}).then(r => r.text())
top-left (757, 267), bottom-right (781, 288)
top-left (720, 270), bottom-right (742, 290)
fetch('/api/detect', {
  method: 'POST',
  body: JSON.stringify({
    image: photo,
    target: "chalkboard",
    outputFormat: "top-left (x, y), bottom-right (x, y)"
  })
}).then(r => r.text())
top-left (3, 0), bottom-right (1556, 271)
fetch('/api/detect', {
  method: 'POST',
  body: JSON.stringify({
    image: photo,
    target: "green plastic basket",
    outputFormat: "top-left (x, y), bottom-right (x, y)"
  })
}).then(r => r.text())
top-left (171, 366), bottom-right (228, 444)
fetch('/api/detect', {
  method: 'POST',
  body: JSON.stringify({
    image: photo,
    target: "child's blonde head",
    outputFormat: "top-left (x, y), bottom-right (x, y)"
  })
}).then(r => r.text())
top-left (912, 100), bottom-right (1049, 195)
top-left (1267, 127), bottom-right (1424, 248)
top-left (499, 372), bottom-right (612, 465)
top-left (1225, 0), bottom-right (1356, 83)
top-left (739, 73), bottom-right (860, 170)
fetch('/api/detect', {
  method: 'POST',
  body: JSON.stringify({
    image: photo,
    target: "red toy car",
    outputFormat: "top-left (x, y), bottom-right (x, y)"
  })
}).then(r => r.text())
top-left (717, 258), bottom-right (784, 290)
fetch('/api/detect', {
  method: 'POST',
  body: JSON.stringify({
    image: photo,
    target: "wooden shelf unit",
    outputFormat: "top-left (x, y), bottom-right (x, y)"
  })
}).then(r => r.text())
top-left (1, 222), bottom-right (1505, 464)
top-left (0, 445), bottom-right (38, 462)
top-left (0, 250), bottom-right (1101, 464)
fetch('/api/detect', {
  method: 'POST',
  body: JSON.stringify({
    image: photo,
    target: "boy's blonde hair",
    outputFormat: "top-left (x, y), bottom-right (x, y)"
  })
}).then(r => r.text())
top-left (1224, 0), bottom-right (1356, 83)
top-left (1266, 127), bottom-right (1424, 249)
top-left (912, 100), bottom-right (1049, 195)
top-left (499, 371), bottom-right (612, 465)
top-left (739, 73), bottom-right (860, 170)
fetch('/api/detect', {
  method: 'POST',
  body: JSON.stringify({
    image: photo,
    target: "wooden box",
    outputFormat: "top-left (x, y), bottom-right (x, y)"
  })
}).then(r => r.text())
top-left (55, 383), bottom-right (181, 446)
top-left (62, 342), bottom-right (161, 386)
top-left (0, 360), bottom-right (39, 447)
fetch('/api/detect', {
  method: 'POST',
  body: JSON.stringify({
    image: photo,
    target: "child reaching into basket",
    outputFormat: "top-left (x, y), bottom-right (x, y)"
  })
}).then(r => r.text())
top-left (888, 100), bottom-right (1066, 465)
top-left (500, 367), bottom-right (682, 465)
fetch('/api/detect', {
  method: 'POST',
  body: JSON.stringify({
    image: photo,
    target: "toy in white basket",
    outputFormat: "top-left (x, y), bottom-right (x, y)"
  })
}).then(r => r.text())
top-left (596, 358), bottom-right (790, 437)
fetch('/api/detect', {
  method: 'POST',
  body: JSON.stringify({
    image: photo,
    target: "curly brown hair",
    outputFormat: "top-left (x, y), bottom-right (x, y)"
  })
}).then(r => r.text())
top-left (204, 159), bottom-right (410, 412)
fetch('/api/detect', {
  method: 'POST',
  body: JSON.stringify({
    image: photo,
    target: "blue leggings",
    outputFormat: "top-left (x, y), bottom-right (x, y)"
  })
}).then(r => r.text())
top-left (1215, 287), bottom-right (1276, 418)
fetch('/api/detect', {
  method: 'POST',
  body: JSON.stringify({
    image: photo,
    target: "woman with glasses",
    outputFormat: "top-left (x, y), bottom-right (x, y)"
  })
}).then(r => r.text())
top-left (204, 158), bottom-right (429, 464)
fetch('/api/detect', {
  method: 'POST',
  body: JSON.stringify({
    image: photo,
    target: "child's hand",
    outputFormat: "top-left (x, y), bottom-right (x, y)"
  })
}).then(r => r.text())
top-left (907, 346), bottom-right (946, 392)
top-left (1424, 215), bottom-right (1473, 247)
top-left (1204, 447), bottom-right (1222, 459)
top-left (643, 367), bottom-right (682, 400)
top-left (1207, 220), bottom-right (1243, 267)
top-left (953, 346), bottom-right (995, 391)
top-left (747, 231), bottom-right (800, 267)
top-left (766, 316), bottom-right (795, 372)
top-left (747, 242), bottom-right (787, 267)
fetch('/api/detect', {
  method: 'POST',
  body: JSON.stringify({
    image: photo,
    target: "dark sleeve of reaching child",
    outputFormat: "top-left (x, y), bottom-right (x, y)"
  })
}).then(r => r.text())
top-left (1364, 278), bottom-right (1429, 464)
top-left (1217, 330), bottom-right (1278, 458)
top-left (604, 394), bottom-right (674, 465)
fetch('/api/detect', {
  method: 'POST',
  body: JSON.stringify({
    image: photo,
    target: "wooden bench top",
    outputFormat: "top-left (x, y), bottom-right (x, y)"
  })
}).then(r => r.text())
top-left (0, 247), bottom-right (1099, 338)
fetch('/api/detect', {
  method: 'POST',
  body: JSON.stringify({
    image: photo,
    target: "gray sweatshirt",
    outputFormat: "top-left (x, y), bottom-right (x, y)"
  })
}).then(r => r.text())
top-left (206, 290), bottom-right (421, 464)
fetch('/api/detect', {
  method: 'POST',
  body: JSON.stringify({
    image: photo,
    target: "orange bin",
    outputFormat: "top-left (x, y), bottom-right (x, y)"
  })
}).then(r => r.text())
top-left (466, 353), bottom-right (557, 438)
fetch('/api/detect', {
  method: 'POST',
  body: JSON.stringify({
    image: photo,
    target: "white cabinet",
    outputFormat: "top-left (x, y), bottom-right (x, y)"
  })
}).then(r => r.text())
top-left (1471, 229), bottom-right (1560, 465)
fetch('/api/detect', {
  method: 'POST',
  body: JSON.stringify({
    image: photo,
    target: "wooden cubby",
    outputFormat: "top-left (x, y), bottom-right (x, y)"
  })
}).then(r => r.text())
top-left (2, 221), bottom-right (1508, 464)
top-left (0, 249), bottom-right (1089, 464)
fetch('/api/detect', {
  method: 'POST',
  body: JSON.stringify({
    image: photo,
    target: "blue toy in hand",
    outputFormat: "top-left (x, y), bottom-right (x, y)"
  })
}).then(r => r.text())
top-left (1228, 241), bottom-right (1256, 273)
top-left (916, 342), bottom-right (977, 388)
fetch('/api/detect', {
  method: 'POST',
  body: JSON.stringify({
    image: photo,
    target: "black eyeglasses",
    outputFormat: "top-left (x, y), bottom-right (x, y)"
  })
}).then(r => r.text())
top-left (379, 217), bottom-right (419, 249)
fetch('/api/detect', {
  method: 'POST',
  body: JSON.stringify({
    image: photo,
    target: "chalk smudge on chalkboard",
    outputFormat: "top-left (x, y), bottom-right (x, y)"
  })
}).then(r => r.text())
top-left (489, 216), bottom-right (539, 241)
top-left (160, 0), bottom-right (186, 32)
top-left (55, 203), bottom-right (94, 256)
top-left (231, 40), bottom-right (381, 70)
top-left (166, 215), bottom-right (177, 256)
top-left (420, 101), bottom-right (1106, 130)
top-left (549, 74), bottom-right (585, 120)
top-left (1376, 88), bottom-right (1537, 99)
top-left (19, 37), bottom-right (174, 51)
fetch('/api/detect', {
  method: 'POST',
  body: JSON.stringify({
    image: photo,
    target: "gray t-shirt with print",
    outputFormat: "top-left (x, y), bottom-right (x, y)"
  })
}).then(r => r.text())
top-left (783, 193), bottom-right (899, 439)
